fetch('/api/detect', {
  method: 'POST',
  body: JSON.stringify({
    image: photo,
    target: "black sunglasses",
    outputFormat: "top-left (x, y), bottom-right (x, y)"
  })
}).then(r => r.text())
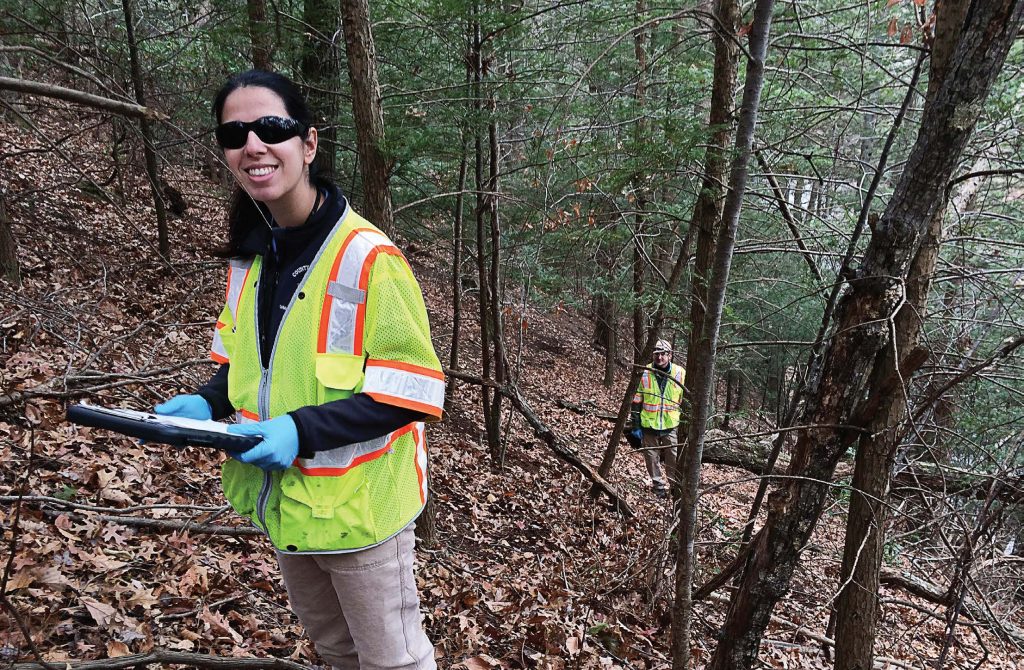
top-left (215, 116), bottom-right (307, 149)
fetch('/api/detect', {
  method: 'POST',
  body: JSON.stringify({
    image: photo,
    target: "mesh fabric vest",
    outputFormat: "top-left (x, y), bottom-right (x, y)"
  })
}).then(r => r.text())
top-left (636, 363), bottom-right (685, 431)
top-left (217, 207), bottom-right (432, 553)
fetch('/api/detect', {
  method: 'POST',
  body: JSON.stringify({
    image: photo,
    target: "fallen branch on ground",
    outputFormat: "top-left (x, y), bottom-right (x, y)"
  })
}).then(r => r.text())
top-left (10, 650), bottom-right (308, 670)
top-left (446, 369), bottom-right (634, 517)
top-left (881, 569), bottom-right (1024, 648)
top-left (30, 507), bottom-right (261, 537)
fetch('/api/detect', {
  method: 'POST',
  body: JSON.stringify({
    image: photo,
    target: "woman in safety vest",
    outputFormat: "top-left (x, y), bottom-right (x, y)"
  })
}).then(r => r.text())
top-left (154, 70), bottom-right (443, 669)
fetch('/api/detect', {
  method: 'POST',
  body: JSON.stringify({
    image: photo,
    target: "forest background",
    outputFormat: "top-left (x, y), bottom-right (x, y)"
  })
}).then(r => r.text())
top-left (1, 0), bottom-right (1023, 669)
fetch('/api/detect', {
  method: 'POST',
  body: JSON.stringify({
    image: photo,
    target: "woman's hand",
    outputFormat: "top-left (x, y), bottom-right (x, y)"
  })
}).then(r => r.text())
top-left (155, 395), bottom-right (212, 421)
top-left (227, 415), bottom-right (300, 471)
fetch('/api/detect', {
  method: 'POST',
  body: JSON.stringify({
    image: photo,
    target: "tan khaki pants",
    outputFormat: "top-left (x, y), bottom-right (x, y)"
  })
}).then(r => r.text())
top-left (276, 525), bottom-right (435, 670)
top-left (642, 431), bottom-right (676, 491)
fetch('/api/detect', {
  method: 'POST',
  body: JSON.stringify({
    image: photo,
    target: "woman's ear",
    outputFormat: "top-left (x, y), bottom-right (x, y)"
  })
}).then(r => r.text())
top-left (303, 127), bottom-right (318, 165)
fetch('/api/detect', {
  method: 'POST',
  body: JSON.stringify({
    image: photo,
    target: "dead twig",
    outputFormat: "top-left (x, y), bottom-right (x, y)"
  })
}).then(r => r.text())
top-left (10, 650), bottom-right (308, 670)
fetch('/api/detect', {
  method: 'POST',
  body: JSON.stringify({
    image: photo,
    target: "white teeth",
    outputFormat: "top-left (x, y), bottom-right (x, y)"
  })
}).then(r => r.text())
top-left (247, 166), bottom-right (275, 176)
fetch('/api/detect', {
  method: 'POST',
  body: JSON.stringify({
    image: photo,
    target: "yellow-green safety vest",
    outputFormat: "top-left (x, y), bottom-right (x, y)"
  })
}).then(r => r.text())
top-left (209, 203), bottom-right (444, 553)
top-left (633, 363), bottom-right (685, 430)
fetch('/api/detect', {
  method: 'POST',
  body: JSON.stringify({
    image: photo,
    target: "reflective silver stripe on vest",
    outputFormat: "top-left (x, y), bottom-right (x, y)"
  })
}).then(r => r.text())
top-left (211, 258), bottom-right (253, 360)
top-left (413, 422), bottom-right (427, 502)
top-left (322, 229), bottom-right (393, 355)
top-left (363, 362), bottom-right (445, 411)
top-left (296, 433), bottom-right (389, 471)
top-left (324, 281), bottom-right (362, 355)
top-left (226, 258), bottom-right (252, 322)
top-left (328, 281), bottom-right (366, 303)
top-left (211, 327), bottom-right (230, 361)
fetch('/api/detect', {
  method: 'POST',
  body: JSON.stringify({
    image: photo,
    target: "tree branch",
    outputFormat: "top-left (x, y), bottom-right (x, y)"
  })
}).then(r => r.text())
top-left (0, 76), bottom-right (166, 121)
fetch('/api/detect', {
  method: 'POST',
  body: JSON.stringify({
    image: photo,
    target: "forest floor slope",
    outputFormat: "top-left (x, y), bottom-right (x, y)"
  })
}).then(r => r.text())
top-left (0, 111), bottom-right (1021, 669)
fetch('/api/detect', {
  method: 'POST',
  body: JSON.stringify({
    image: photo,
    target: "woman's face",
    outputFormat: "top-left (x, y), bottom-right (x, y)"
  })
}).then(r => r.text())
top-left (219, 86), bottom-right (317, 208)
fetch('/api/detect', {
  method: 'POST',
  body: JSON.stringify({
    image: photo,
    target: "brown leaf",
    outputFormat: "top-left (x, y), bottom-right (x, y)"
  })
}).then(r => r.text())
top-left (82, 597), bottom-right (116, 626)
top-left (106, 640), bottom-right (130, 657)
top-left (7, 569), bottom-right (34, 590)
top-left (900, 24), bottom-right (914, 44)
top-left (887, 0), bottom-right (901, 7)
top-left (887, 17), bottom-right (898, 37)
top-left (200, 606), bottom-right (242, 643)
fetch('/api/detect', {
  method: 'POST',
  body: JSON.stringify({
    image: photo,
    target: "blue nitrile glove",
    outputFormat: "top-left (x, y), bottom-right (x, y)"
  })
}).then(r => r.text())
top-left (631, 428), bottom-right (643, 442)
top-left (226, 415), bottom-right (300, 472)
top-left (154, 394), bottom-right (212, 421)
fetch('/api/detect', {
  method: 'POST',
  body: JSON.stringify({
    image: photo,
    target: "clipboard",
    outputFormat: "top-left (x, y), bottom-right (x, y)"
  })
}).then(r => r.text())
top-left (67, 403), bottom-right (261, 451)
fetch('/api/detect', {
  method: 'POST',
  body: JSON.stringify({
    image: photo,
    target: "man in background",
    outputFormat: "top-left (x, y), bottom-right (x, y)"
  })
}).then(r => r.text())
top-left (630, 339), bottom-right (685, 498)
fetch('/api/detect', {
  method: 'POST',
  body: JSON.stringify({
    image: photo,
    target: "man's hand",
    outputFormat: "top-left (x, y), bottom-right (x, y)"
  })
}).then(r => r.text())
top-left (227, 415), bottom-right (300, 471)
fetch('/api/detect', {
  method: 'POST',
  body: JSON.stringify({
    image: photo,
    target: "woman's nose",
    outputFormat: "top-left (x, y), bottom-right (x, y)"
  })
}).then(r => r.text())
top-left (243, 131), bottom-right (266, 153)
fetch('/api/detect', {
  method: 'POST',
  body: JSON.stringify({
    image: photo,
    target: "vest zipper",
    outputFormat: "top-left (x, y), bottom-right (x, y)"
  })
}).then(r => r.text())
top-left (249, 207), bottom-right (350, 544)
top-left (255, 275), bottom-right (273, 533)
top-left (256, 369), bottom-right (272, 532)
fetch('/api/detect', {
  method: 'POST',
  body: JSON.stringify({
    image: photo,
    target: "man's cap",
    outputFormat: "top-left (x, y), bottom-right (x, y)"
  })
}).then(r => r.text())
top-left (654, 339), bottom-right (672, 353)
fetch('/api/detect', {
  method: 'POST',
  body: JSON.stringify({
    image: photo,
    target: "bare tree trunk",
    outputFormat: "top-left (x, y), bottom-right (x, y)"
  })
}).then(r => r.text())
top-left (414, 471), bottom-right (438, 547)
top-left (302, 0), bottom-right (340, 175)
top-left (632, 220), bottom-right (645, 369)
top-left (0, 187), bottom-right (19, 285)
top-left (341, 0), bottom-right (394, 236)
top-left (0, 77), bottom-right (162, 121)
top-left (246, 0), bottom-right (274, 70)
top-left (833, 5), bottom-right (971, 667)
top-left (121, 0), bottom-right (169, 259)
top-left (445, 134), bottom-right (469, 410)
top-left (596, 0), bottom-right (719, 482)
top-left (469, 8), bottom-right (498, 460)
top-left (631, 0), bottom-right (649, 369)
top-left (486, 103), bottom-right (507, 464)
top-left (710, 4), bottom-right (1024, 668)
top-left (671, 0), bottom-right (769, 663)
top-left (603, 298), bottom-right (616, 387)
top-left (682, 0), bottom-right (741, 439)
top-left (721, 369), bottom-right (735, 429)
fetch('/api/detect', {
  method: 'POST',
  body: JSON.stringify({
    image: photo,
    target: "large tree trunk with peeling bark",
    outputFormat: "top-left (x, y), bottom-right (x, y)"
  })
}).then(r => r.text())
top-left (341, 0), bottom-right (395, 237)
top-left (709, 3), bottom-right (1024, 669)
top-left (832, 2), bottom-right (973, 667)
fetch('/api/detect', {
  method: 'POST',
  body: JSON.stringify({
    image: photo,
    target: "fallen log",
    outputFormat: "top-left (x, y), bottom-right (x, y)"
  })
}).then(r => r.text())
top-left (557, 398), bottom-right (1024, 503)
top-left (881, 568), bottom-right (1024, 648)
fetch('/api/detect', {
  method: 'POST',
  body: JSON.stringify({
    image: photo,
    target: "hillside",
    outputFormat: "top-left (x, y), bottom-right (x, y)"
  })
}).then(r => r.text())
top-left (1, 108), bottom-right (1022, 670)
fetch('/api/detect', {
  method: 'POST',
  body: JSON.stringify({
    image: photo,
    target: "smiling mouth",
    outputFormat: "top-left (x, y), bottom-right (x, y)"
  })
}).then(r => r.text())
top-left (246, 166), bottom-right (276, 176)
